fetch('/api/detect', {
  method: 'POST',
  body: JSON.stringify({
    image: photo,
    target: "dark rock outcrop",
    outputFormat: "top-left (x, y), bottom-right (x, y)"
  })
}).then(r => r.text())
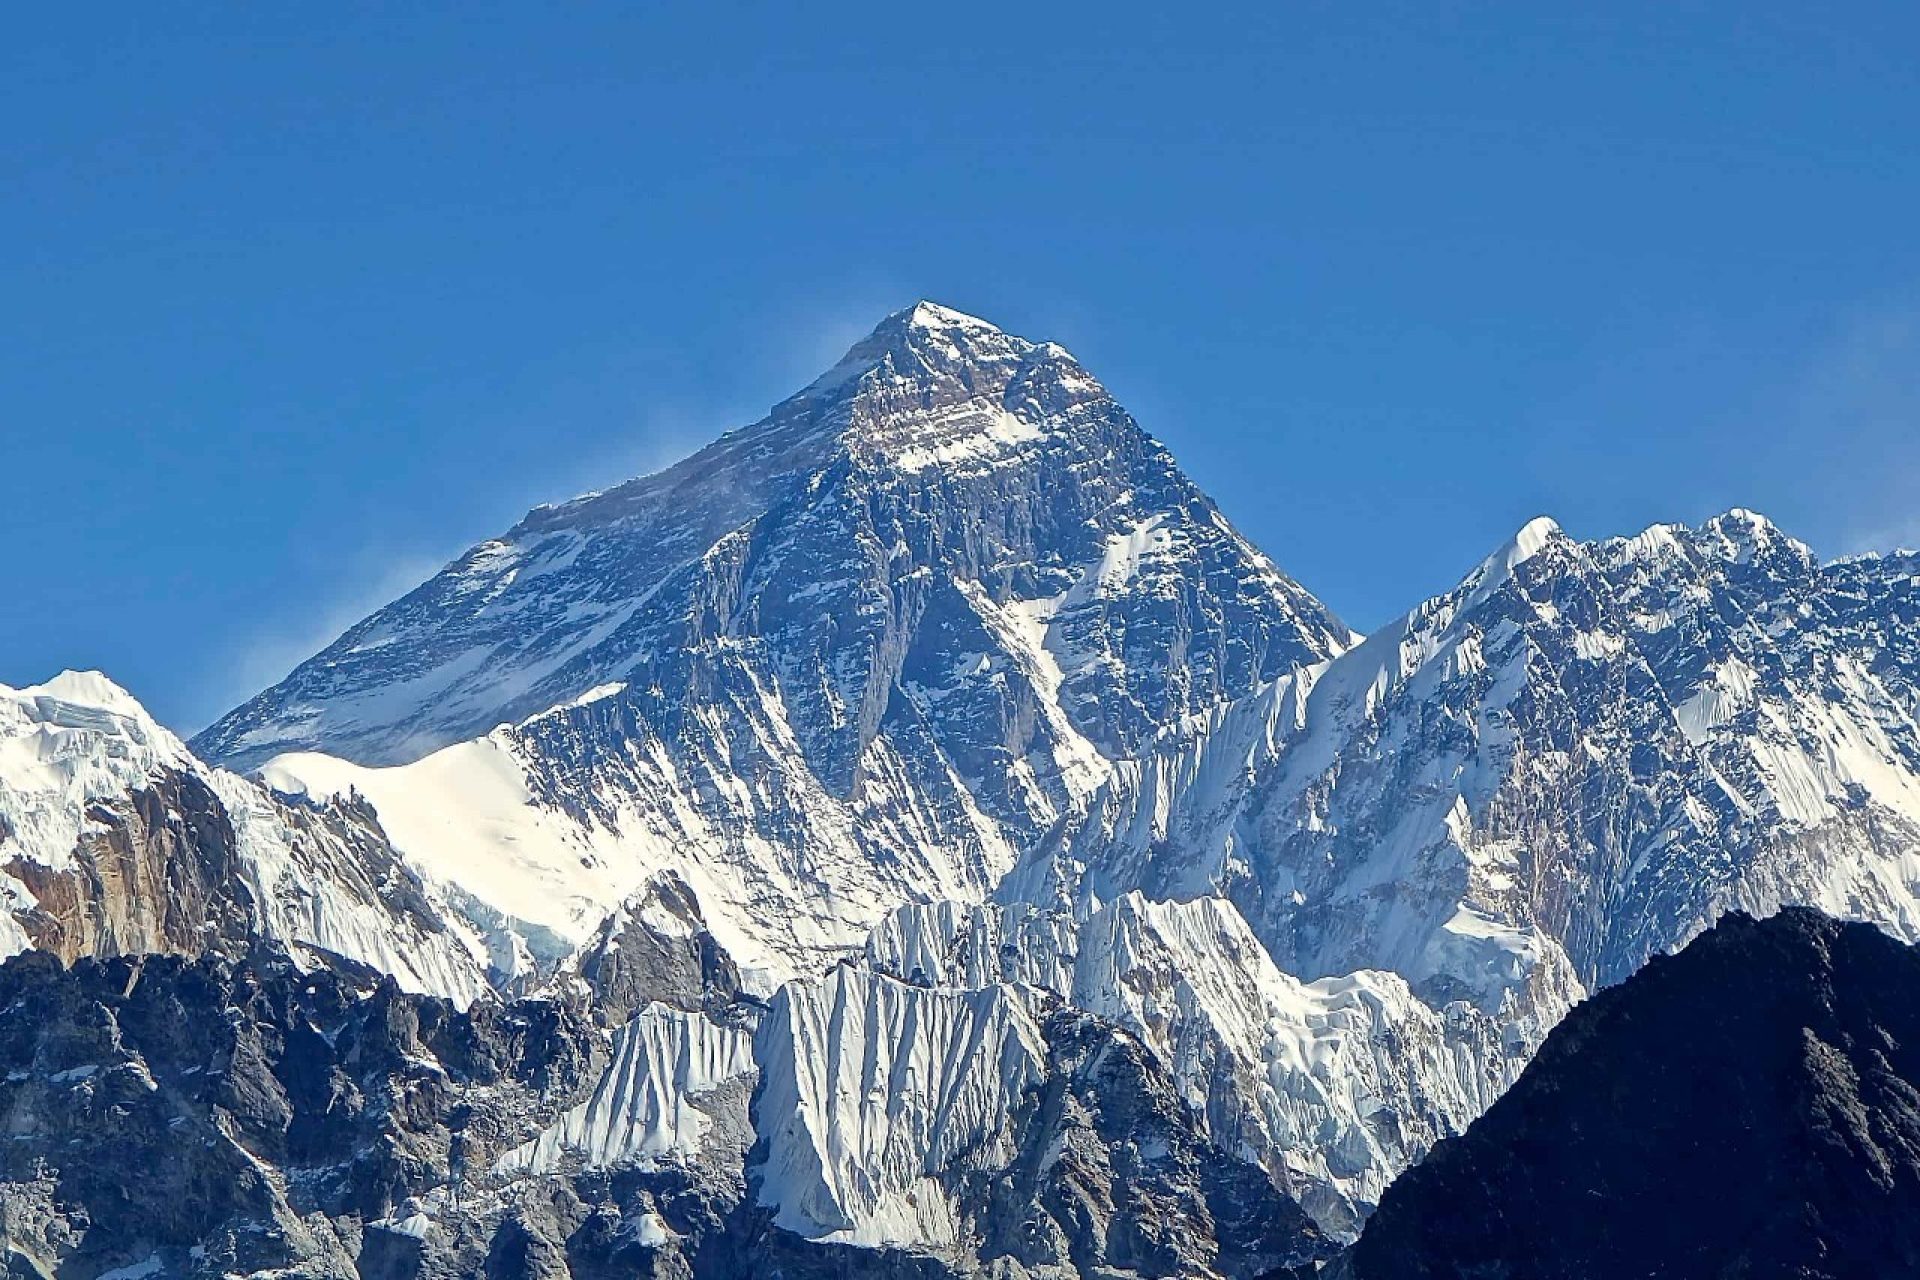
top-left (1344, 908), bottom-right (1920, 1280)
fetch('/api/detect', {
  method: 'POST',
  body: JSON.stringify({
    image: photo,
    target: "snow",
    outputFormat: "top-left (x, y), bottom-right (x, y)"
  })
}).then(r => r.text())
top-left (0, 670), bottom-right (489, 1002)
top-left (888, 406), bottom-right (1047, 473)
top-left (1674, 657), bottom-right (1760, 744)
top-left (0, 671), bottom-right (190, 875)
top-left (563, 682), bottom-right (628, 709)
top-left (95, 1255), bottom-right (164, 1280)
top-left (500, 1003), bottom-right (754, 1173)
top-left (261, 707), bottom-right (1009, 994)
top-left (263, 736), bottom-right (594, 939)
top-left (752, 965), bottom-right (1047, 1246)
top-left (377, 1214), bottom-right (436, 1240)
top-left (1090, 514), bottom-right (1175, 595)
top-left (863, 891), bottom-right (1537, 1223)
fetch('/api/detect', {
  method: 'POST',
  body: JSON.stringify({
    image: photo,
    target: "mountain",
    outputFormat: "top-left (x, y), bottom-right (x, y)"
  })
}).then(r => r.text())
top-left (0, 672), bottom-right (490, 1001)
top-left (1341, 907), bottom-right (1920, 1279)
top-left (1028, 510), bottom-right (1920, 1020)
top-left (13, 299), bottom-right (1918, 1273)
top-left (198, 302), bottom-right (1351, 988)
top-left (859, 892), bottom-right (1525, 1235)
top-left (982, 509), bottom-right (1920, 1231)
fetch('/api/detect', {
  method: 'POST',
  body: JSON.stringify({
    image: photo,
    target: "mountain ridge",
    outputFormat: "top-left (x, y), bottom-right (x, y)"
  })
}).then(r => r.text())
top-left (199, 302), bottom-right (1356, 994)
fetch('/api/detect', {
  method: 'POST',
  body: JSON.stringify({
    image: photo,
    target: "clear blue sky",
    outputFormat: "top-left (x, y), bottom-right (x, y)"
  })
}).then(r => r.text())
top-left (7, 4), bottom-right (1918, 732)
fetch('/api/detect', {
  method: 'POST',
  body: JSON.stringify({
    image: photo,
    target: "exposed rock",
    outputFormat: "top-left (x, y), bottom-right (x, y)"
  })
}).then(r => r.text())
top-left (0, 941), bottom-right (1324, 1278)
top-left (1342, 908), bottom-right (1920, 1279)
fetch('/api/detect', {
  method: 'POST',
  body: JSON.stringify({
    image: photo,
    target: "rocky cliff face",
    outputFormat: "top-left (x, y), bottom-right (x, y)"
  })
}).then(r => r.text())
top-left (1341, 908), bottom-right (1920, 1279)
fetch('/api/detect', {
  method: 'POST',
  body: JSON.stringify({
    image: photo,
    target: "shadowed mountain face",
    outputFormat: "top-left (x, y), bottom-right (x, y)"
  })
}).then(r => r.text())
top-left (1344, 907), bottom-right (1920, 1280)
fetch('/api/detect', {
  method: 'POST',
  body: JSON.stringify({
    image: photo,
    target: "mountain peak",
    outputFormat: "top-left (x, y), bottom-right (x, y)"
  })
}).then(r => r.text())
top-left (898, 298), bottom-right (1000, 334)
top-left (794, 299), bottom-right (1047, 406)
top-left (1506, 515), bottom-right (1563, 562)
top-left (195, 298), bottom-right (1349, 778)
top-left (1447, 515), bottom-right (1568, 611)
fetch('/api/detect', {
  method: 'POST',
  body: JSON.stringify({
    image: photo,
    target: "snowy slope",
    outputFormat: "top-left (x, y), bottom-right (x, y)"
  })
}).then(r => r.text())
top-left (0, 672), bottom-right (490, 1002)
top-left (498, 1000), bottom-right (755, 1175)
top-left (752, 964), bottom-right (1052, 1248)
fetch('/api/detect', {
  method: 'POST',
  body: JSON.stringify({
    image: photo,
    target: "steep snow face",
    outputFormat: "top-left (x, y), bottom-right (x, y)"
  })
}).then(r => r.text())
top-left (862, 893), bottom-right (1541, 1233)
top-left (212, 302), bottom-right (1348, 986)
top-left (751, 964), bottom-right (1050, 1247)
top-left (499, 1002), bottom-right (755, 1175)
top-left (0, 672), bottom-right (490, 1002)
top-left (1035, 512), bottom-right (1920, 1022)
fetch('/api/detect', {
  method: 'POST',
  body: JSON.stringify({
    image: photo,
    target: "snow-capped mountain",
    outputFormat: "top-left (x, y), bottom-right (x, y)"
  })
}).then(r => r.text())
top-left (1020, 512), bottom-right (1920, 1140)
top-left (0, 671), bottom-right (490, 1002)
top-left (10, 299), bottom-right (1920, 1276)
top-left (202, 302), bottom-right (1351, 987)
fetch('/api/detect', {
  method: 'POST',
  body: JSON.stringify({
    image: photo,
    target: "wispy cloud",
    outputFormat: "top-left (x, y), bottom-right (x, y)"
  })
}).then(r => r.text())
top-left (183, 547), bottom-right (455, 735)
top-left (1787, 298), bottom-right (1920, 556)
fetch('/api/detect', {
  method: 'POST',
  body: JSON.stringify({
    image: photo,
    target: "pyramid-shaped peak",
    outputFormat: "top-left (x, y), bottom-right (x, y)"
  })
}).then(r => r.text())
top-left (797, 301), bottom-right (1068, 405)
top-left (898, 299), bottom-right (1001, 333)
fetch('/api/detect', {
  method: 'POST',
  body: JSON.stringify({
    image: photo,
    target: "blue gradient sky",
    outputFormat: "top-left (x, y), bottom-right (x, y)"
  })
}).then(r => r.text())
top-left (6, 4), bottom-right (1919, 731)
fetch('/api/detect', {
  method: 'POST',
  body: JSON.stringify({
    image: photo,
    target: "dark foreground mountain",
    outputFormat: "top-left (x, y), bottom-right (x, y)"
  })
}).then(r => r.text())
top-left (1342, 908), bottom-right (1920, 1280)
